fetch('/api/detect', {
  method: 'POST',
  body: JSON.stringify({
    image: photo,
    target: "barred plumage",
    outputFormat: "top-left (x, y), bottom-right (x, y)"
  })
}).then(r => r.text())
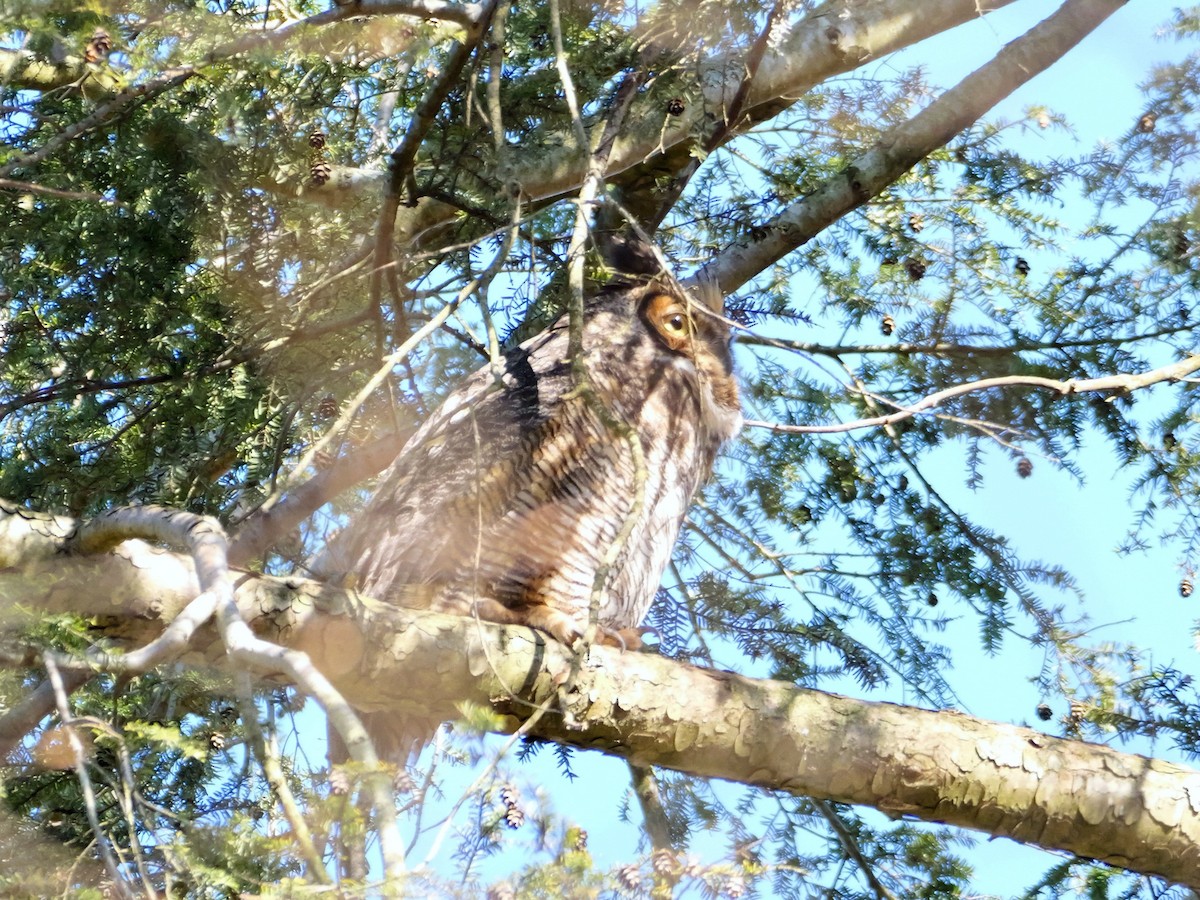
top-left (321, 276), bottom-right (740, 651)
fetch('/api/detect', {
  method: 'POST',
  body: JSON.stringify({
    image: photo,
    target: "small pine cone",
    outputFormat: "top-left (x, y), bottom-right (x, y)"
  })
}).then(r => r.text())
top-left (1181, 578), bottom-right (1194, 599)
top-left (208, 731), bottom-right (226, 751)
top-left (1016, 457), bottom-right (1033, 478)
top-left (898, 475), bottom-right (909, 491)
top-left (1068, 700), bottom-right (1087, 724)
top-left (666, 97), bottom-right (686, 116)
top-left (904, 257), bottom-right (926, 281)
top-left (880, 314), bottom-right (895, 336)
top-left (725, 874), bottom-right (746, 899)
top-left (1164, 432), bottom-right (1178, 450)
top-left (486, 884), bottom-right (516, 900)
top-left (1014, 257), bottom-right (1030, 277)
top-left (85, 28), bottom-right (113, 63)
top-left (907, 212), bottom-right (924, 233)
top-left (499, 784), bottom-right (524, 828)
top-left (1137, 112), bottom-right (1157, 134)
top-left (617, 864), bottom-right (643, 891)
top-left (926, 593), bottom-right (938, 607)
top-left (393, 769), bottom-right (416, 794)
top-left (652, 848), bottom-right (678, 878)
top-left (954, 147), bottom-right (969, 163)
top-left (329, 768), bottom-right (351, 796)
top-left (316, 394), bottom-right (338, 419)
top-left (308, 129), bottom-right (327, 149)
top-left (310, 160), bottom-right (333, 185)
top-left (572, 828), bottom-right (588, 850)
top-left (1036, 702), bottom-right (1052, 721)
top-left (1179, 305), bottom-right (1190, 323)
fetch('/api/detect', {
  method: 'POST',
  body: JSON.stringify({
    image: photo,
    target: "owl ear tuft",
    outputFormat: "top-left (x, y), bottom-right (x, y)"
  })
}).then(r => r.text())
top-left (599, 231), bottom-right (667, 277)
top-left (689, 273), bottom-right (724, 315)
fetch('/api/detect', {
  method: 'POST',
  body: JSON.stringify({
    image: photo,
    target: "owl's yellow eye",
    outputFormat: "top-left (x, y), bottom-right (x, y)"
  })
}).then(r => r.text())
top-left (643, 293), bottom-right (694, 350)
top-left (662, 312), bottom-right (689, 335)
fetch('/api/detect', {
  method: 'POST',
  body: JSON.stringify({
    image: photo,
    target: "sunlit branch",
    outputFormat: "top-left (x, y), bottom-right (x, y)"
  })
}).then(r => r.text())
top-left (369, 0), bottom-right (498, 317)
top-left (5, 510), bottom-right (1200, 884)
top-left (43, 656), bottom-right (132, 899)
top-left (705, 0), bottom-right (1127, 294)
top-left (303, 1), bottom-right (1021, 219)
top-left (67, 504), bottom-right (408, 880)
top-left (736, 322), bottom-right (1196, 358)
top-left (745, 353), bottom-right (1200, 435)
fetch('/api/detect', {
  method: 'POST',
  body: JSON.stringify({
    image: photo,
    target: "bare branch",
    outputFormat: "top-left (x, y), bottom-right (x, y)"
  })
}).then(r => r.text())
top-left (745, 353), bottom-right (1200, 435)
top-left (43, 656), bottom-right (133, 899)
top-left (735, 322), bottom-right (1198, 358)
top-left (704, 0), bottom-right (1127, 293)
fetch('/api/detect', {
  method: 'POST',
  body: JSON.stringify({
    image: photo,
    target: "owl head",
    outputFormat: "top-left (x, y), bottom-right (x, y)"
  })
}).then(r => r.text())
top-left (626, 276), bottom-right (742, 445)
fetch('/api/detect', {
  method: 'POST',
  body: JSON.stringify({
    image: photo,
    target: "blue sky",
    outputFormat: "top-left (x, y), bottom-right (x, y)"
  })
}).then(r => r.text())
top-left (306, 4), bottom-right (1200, 893)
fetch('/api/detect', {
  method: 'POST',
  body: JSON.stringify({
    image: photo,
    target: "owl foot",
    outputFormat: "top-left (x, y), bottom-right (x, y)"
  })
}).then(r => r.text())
top-left (519, 607), bottom-right (586, 647)
top-left (516, 608), bottom-right (646, 652)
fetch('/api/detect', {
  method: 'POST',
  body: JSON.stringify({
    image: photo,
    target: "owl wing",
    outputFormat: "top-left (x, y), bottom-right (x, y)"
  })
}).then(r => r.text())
top-left (324, 296), bottom-right (640, 624)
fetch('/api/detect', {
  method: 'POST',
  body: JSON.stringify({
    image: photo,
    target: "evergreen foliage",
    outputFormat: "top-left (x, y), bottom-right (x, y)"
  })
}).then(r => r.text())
top-left (1, 0), bottom-right (1199, 895)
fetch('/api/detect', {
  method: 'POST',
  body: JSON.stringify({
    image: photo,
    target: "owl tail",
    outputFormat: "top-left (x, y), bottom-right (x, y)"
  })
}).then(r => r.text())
top-left (327, 711), bottom-right (438, 771)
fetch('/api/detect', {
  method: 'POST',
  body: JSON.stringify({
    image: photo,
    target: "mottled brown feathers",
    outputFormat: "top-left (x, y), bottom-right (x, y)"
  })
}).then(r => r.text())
top-left (319, 278), bottom-right (741, 654)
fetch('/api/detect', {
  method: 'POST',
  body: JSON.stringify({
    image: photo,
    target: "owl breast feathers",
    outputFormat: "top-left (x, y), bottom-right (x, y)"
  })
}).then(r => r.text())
top-left (322, 278), bottom-right (741, 648)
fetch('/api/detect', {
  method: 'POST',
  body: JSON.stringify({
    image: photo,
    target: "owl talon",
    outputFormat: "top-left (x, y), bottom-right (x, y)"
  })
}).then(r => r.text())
top-left (521, 607), bottom-right (586, 647)
top-left (596, 626), bottom-right (646, 651)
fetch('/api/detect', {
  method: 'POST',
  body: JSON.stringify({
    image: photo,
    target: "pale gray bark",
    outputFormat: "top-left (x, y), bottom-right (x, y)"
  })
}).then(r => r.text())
top-left (2, 502), bottom-right (1197, 888)
top-left (705, 0), bottom-right (1129, 293)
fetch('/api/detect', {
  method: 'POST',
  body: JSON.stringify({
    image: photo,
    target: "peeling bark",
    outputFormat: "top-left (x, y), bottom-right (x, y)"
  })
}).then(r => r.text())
top-left (304, 0), bottom-right (1022, 229)
top-left (705, 0), bottom-right (1128, 293)
top-left (2, 503), bottom-right (1197, 887)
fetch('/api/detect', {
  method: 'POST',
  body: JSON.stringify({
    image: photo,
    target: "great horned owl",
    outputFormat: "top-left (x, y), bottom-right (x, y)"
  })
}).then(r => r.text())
top-left (321, 275), bottom-right (741, 650)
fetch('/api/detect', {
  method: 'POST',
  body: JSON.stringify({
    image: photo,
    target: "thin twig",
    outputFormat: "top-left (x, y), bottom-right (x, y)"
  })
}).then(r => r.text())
top-left (43, 656), bottom-right (133, 899)
top-left (814, 798), bottom-right (899, 900)
top-left (236, 677), bottom-right (330, 882)
top-left (746, 354), bottom-right (1200, 435)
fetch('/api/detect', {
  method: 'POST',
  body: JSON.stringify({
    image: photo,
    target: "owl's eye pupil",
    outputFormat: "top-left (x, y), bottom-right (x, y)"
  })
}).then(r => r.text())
top-left (666, 314), bottom-right (687, 332)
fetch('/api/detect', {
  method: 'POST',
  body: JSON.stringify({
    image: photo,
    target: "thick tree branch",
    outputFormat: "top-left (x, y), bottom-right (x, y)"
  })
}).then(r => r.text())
top-left (3, 502), bottom-right (408, 884)
top-left (704, 0), bottom-right (1126, 294)
top-left (304, 0), bottom-right (1020, 228)
top-left (2, 508), bottom-right (1198, 887)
